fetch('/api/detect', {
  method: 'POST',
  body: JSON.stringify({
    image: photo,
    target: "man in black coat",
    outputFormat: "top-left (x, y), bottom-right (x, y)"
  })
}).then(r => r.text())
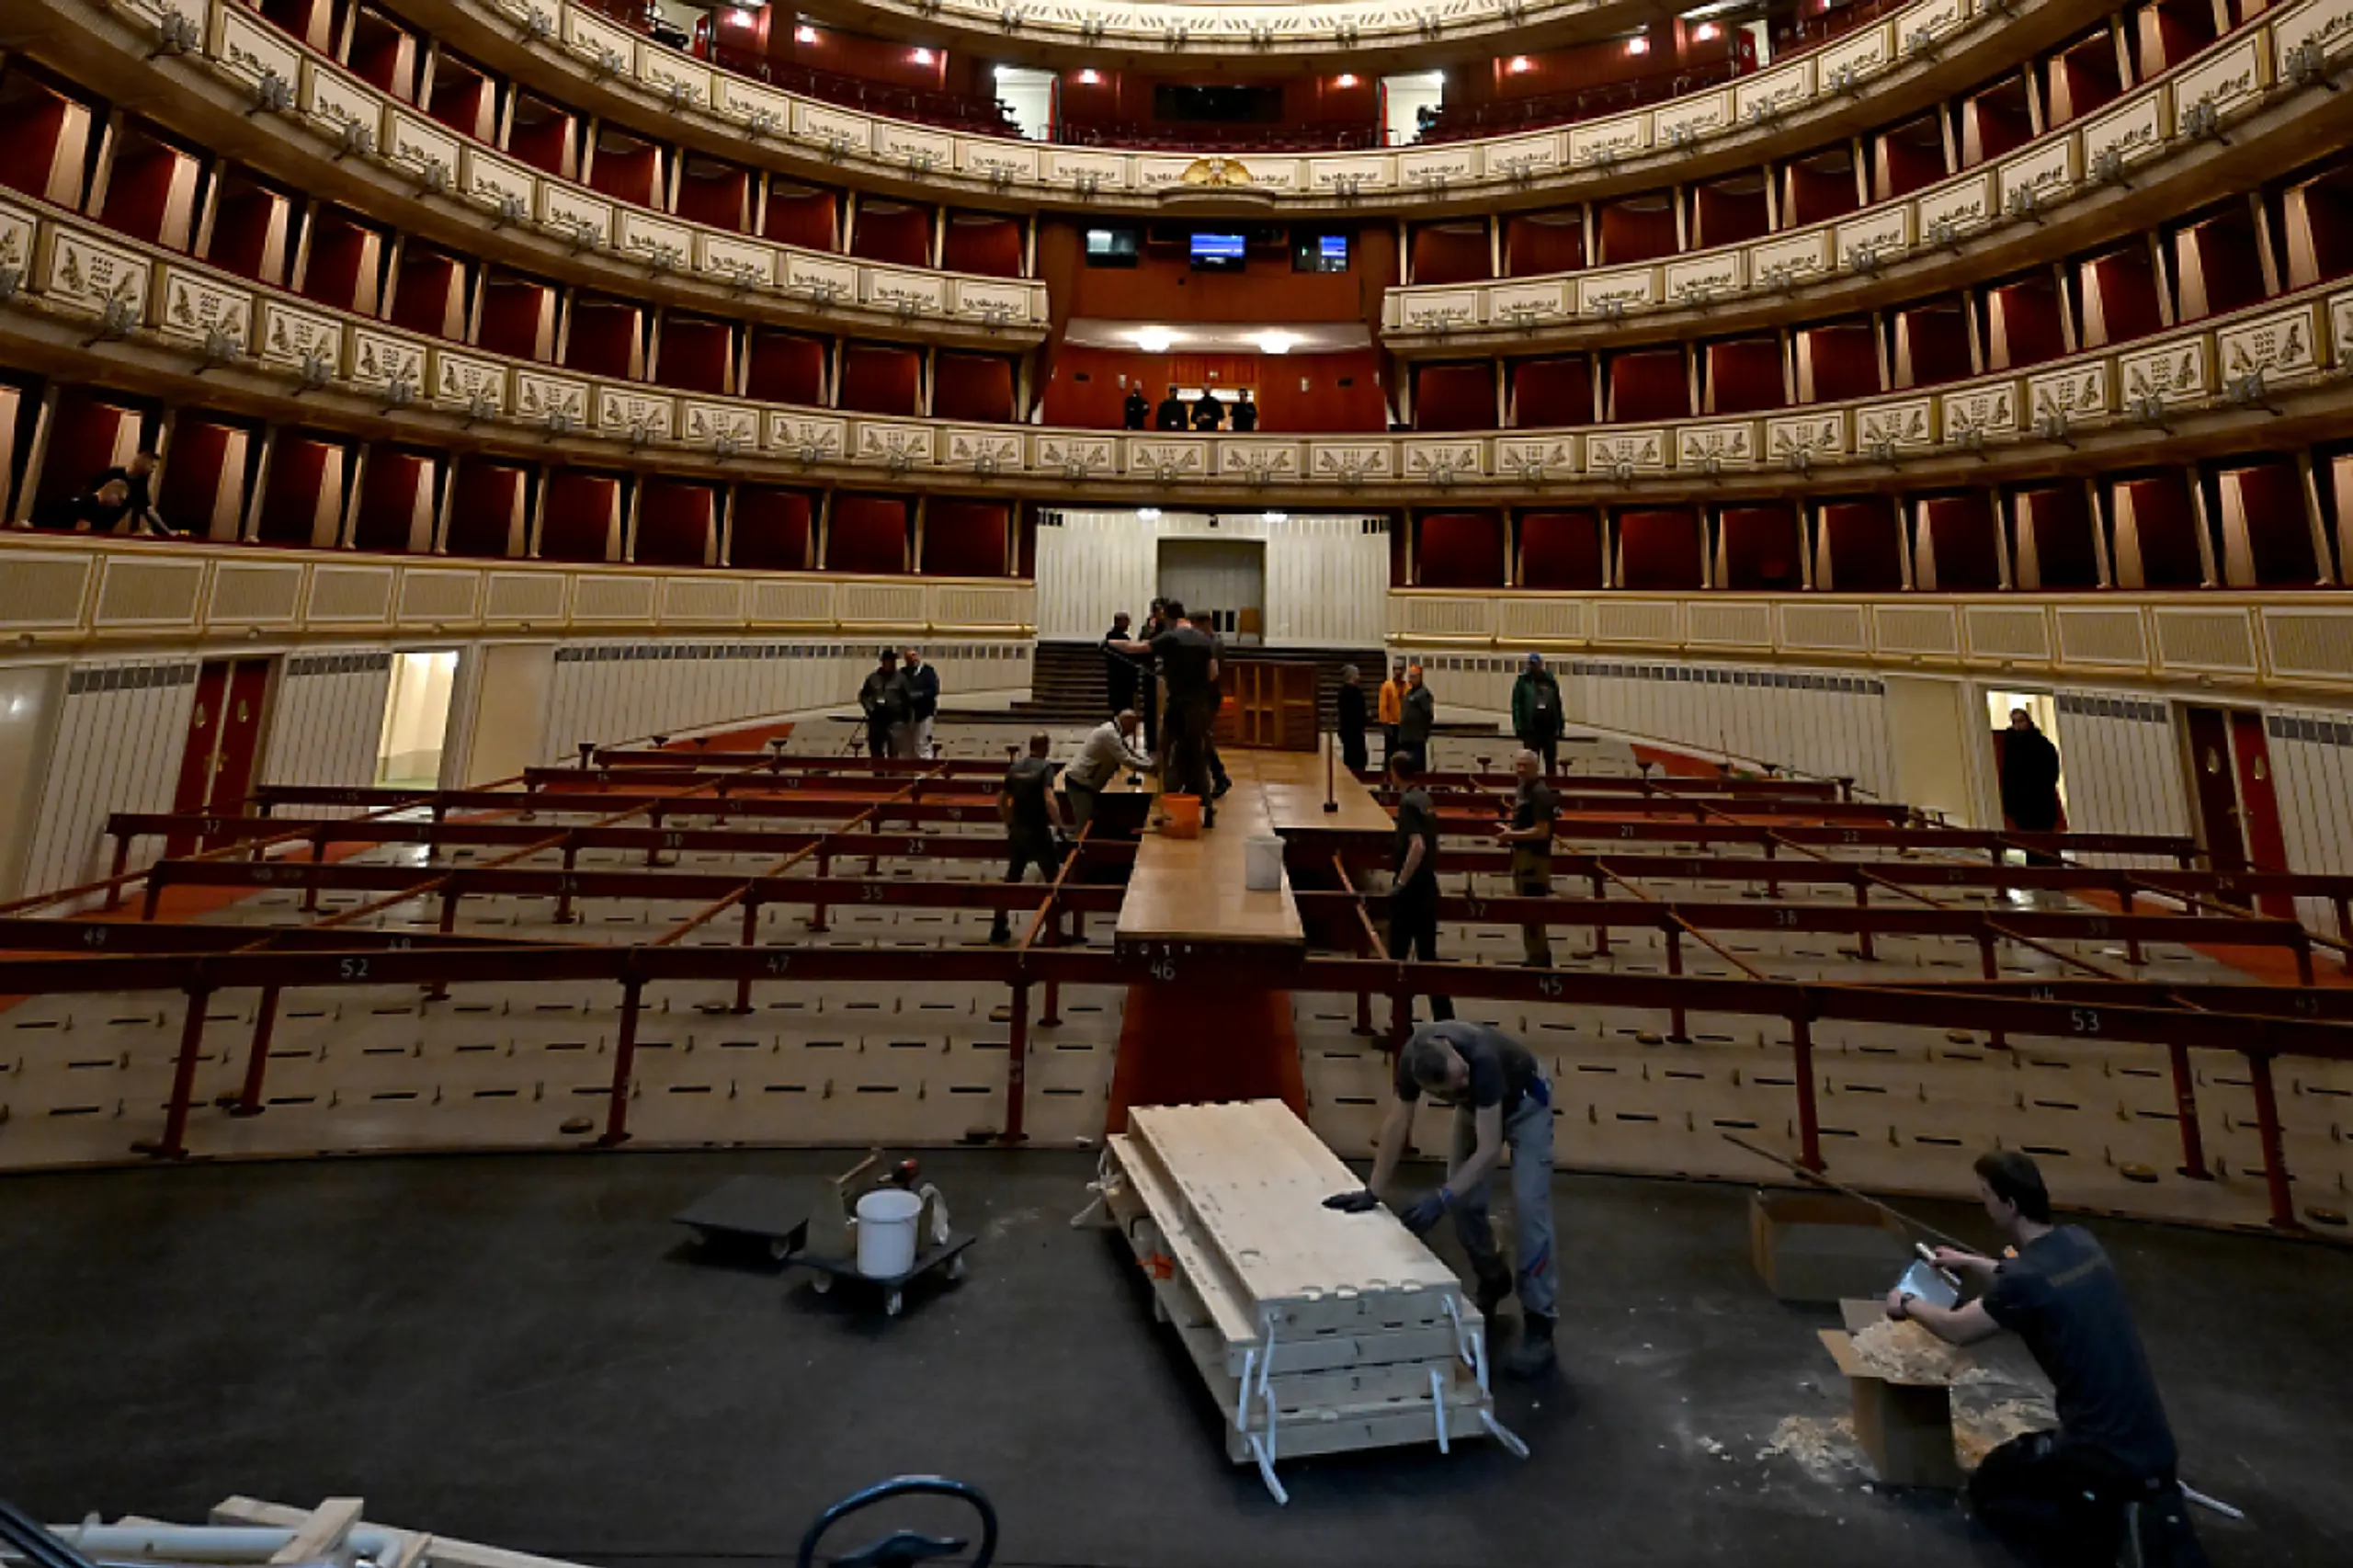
top-left (1336, 665), bottom-right (1369, 773)
top-left (1189, 392), bottom-right (1225, 432)
top-left (1154, 386), bottom-right (1188, 431)
top-left (1231, 389), bottom-right (1259, 433)
top-left (2000, 708), bottom-right (2063, 866)
top-left (1122, 386), bottom-right (1150, 430)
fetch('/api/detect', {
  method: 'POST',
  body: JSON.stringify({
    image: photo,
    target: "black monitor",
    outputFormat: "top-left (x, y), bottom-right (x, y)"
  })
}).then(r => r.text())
top-left (1084, 226), bottom-right (1139, 267)
top-left (1190, 232), bottom-right (1246, 270)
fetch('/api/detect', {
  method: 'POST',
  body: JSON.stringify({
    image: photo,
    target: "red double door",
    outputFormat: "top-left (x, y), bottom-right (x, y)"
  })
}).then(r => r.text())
top-left (165, 658), bottom-right (272, 857)
top-left (2183, 705), bottom-right (2293, 916)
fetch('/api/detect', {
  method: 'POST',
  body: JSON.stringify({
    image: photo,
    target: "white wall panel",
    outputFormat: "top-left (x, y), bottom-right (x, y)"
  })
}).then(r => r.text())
top-left (2051, 694), bottom-right (2186, 864)
top-left (2264, 709), bottom-right (2353, 929)
top-left (21, 657), bottom-right (199, 902)
top-left (263, 651), bottom-right (393, 806)
top-left (1038, 510), bottom-right (1388, 648)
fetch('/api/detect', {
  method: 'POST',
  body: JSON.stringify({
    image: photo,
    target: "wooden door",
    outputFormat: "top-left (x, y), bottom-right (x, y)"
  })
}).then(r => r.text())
top-left (208, 659), bottom-right (273, 818)
top-left (2227, 710), bottom-right (2294, 914)
top-left (165, 663), bottom-right (233, 857)
top-left (2183, 705), bottom-right (2246, 871)
top-left (1215, 660), bottom-right (1319, 751)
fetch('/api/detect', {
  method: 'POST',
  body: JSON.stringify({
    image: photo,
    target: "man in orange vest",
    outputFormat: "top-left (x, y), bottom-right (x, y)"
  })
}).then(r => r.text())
top-left (1378, 659), bottom-right (1406, 769)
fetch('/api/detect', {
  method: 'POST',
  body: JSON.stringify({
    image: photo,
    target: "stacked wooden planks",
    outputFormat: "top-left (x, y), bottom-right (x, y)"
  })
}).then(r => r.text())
top-left (1098, 1098), bottom-right (1523, 1500)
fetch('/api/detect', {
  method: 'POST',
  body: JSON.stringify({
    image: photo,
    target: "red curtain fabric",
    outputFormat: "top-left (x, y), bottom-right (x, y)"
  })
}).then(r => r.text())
top-left (941, 213), bottom-right (1024, 278)
top-left (850, 201), bottom-right (934, 267)
top-left (2079, 246), bottom-right (2165, 347)
top-left (1720, 506), bottom-right (1802, 591)
top-left (933, 352), bottom-right (1017, 423)
top-left (1987, 278), bottom-right (2065, 370)
top-left (674, 161), bottom-right (750, 231)
top-left (1509, 358), bottom-right (1594, 427)
top-left (32, 389), bottom-right (139, 512)
top-left (2110, 472), bottom-right (2204, 586)
top-left (1784, 155), bottom-right (1859, 226)
top-left (385, 246), bottom-right (463, 338)
top-left (1595, 198), bottom-right (1677, 266)
top-left (1705, 339), bottom-right (1785, 415)
top-left (2017, 486), bottom-right (2100, 589)
top-left (1618, 509), bottom-right (1703, 590)
top-left (444, 460), bottom-right (527, 559)
top-left (765, 186), bottom-right (840, 251)
top-left (478, 276), bottom-right (556, 362)
top-left (351, 451), bottom-right (434, 554)
top-left (654, 315), bottom-right (733, 394)
top-left (1801, 321), bottom-right (1883, 402)
top-left (540, 472), bottom-right (621, 563)
top-left (746, 330), bottom-right (827, 405)
top-left (1505, 210), bottom-right (1586, 277)
top-left (1415, 363), bottom-right (1498, 432)
top-left (838, 343), bottom-right (923, 416)
top-left (1894, 301), bottom-right (1973, 388)
top-left (635, 479), bottom-right (715, 566)
top-left (732, 486), bottom-right (814, 571)
top-left (1607, 349), bottom-right (1690, 423)
top-left (2222, 459), bottom-right (2320, 585)
top-left (564, 299), bottom-right (643, 381)
top-left (1518, 510), bottom-right (1604, 588)
top-left (1409, 223), bottom-right (1492, 286)
top-left (1690, 181), bottom-right (1769, 249)
top-left (585, 139), bottom-right (660, 207)
top-left (1417, 511), bottom-right (1506, 587)
top-left (828, 494), bottom-right (912, 574)
top-left (1919, 492), bottom-right (2002, 591)
top-left (1821, 498), bottom-right (1904, 591)
top-left (922, 498), bottom-right (1011, 576)
top-left (255, 437), bottom-right (339, 546)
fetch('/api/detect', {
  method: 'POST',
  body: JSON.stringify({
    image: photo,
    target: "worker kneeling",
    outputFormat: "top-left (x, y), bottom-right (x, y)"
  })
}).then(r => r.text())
top-left (1888, 1152), bottom-right (2209, 1568)
top-left (1327, 1021), bottom-right (1560, 1378)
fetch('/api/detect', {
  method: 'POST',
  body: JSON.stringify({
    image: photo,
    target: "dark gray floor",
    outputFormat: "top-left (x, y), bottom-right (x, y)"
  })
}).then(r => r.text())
top-left (2, 1151), bottom-right (2346, 1568)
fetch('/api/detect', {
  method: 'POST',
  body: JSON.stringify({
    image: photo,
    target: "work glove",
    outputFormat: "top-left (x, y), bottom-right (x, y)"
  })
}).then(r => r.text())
top-left (1322, 1188), bottom-right (1381, 1213)
top-left (1398, 1188), bottom-right (1452, 1235)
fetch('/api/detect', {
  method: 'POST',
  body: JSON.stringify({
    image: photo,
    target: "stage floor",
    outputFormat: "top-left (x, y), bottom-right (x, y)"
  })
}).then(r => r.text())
top-left (2, 1150), bottom-right (2345, 1568)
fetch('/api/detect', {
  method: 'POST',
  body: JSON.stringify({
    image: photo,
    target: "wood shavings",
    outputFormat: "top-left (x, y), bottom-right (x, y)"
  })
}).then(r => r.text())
top-left (1950, 1367), bottom-right (2058, 1471)
top-left (1757, 1415), bottom-right (1865, 1483)
top-left (1846, 1317), bottom-right (1968, 1383)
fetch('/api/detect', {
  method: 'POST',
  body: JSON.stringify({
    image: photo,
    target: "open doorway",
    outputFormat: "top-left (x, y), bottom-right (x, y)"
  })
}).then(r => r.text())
top-left (377, 650), bottom-right (459, 789)
top-left (1158, 538), bottom-right (1266, 646)
top-left (1984, 689), bottom-right (2068, 825)
top-left (1381, 71), bottom-right (1445, 145)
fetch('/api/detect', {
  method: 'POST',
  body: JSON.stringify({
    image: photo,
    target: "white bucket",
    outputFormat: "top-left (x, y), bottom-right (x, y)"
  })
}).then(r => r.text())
top-left (855, 1187), bottom-right (924, 1278)
top-left (1244, 835), bottom-right (1284, 892)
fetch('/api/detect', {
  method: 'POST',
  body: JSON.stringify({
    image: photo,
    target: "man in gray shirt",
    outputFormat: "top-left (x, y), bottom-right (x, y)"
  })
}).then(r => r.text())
top-left (1063, 710), bottom-right (1151, 830)
top-left (1400, 664), bottom-right (1437, 771)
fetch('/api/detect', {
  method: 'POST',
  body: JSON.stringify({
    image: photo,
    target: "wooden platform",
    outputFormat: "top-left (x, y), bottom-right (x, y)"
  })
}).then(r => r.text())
top-left (1112, 746), bottom-right (1387, 948)
top-left (1098, 1099), bottom-right (1518, 1501)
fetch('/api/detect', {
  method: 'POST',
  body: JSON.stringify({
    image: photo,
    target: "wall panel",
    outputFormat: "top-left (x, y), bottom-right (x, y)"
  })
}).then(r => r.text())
top-left (20, 657), bottom-right (199, 901)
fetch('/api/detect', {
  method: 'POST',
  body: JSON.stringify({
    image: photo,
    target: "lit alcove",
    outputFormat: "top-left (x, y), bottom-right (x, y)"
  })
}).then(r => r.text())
top-left (376, 650), bottom-right (460, 790)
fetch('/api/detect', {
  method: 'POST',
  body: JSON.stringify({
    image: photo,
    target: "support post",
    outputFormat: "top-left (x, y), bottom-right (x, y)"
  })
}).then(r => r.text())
top-left (142, 985), bottom-right (213, 1160)
top-left (2245, 1050), bottom-right (2299, 1232)
top-left (1003, 979), bottom-right (1030, 1144)
top-left (1589, 872), bottom-right (1611, 956)
top-left (598, 978), bottom-right (644, 1147)
top-left (811, 849), bottom-right (831, 931)
top-left (1977, 931), bottom-right (2006, 1050)
top-left (733, 896), bottom-right (761, 1014)
top-left (1040, 976), bottom-right (1063, 1028)
top-left (425, 893), bottom-right (460, 999)
top-left (1852, 883), bottom-right (1874, 960)
top-left (232, 985), bottom-right (282, 1117)
top-left (1790, 1011), bottom-right (1823, 1172)
top-left (2166, 1040), bottom-right (2210, 1180)
top-left (1664, 922), bottom-right (1688, 1042)
top-left (553, 841), bottom-right (581, 925)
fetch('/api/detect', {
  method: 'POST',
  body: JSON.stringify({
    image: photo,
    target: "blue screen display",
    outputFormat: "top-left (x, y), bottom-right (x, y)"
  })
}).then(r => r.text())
top-left (1318, 234), bottom-right (1349, 263)
top-left (1191, 233), bottom-right (1246, 260)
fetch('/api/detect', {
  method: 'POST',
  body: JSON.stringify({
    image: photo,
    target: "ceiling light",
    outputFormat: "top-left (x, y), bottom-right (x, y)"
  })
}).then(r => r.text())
top-left (912, 47), bottom-right (934, 64)
top-left (1336, 74), bottom-right (1358, 87)
top-left (1693, 22), bottom-right (1719, 40)
top-left (1078, 68), bottom-right (1100, 85)
top-left (1139, 507), bottom-right (1162, 521)
top-left (1254, 330), bottom-right (1299, 355)
top-left (795, 24), bottom-right (817, 43)
top-left (1263, 512), bottom-right (1289, 524)
top-left (1131, 328), bottom-right (1175, 353)
top-left (1506, 55), bottom-right (1532, 74)
top-left (1627, 36), bottom-right (1651, 55)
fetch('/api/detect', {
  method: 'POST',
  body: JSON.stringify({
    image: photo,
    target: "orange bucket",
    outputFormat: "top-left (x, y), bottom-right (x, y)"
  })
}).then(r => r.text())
top-left (1161, 793), bottom-right (1203, 840)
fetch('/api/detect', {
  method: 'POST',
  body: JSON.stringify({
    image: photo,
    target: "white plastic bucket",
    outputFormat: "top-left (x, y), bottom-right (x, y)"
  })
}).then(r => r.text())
top-left (855, 1187), bottom-right (923, 1278)
top-left (1244, 835), bottom-right (1284, 892)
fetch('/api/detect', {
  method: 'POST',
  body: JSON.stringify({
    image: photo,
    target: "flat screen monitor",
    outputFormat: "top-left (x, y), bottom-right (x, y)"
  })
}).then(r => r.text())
top-left (1085, 227), bottom-right (1139, 267)
top-left (1293, 232), bottom-right (1349, 272)
top-left (1190, 232), bottom-right (1246, 270)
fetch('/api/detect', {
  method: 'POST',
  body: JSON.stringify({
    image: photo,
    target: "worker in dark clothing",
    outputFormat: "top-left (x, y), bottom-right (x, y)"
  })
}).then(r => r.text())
top-left (1388, 751), bottom-right (1451, 1023)
top-left (1154, 386), bottom-right (1188, 431)
top-left (2000, 709), bottom-right (2064, 867)
top-left (1102, 611), bottom-right (1140, 715)
top-left (32, 475), bottom-right (133, 533)
top-left (1496, 749), bottom-right (1557, 968)
top-left (101, 449), bottom-right (175, 537)
top-left (1122, 386), bottom-right (1150, 430)
top-left (1400, 664), bottom-right (1437, 772)
top-left (1112, 598), bottom-right (1218, 829)
top-left (858, 647), bottom-right (907, 761)
top-left (1327, 1021), bottom-right (1560, 1378)
top-left (1230, 388), bottom-right (1259, 433)
top-left (1511, 653), bottom-right (1564, 776)
top-left (1135, 600), bottom-right (1167, 756)
top-left (989, 732), bottom-right (1068, 945)
top-left (1890, 1152), bottom-right (2207, 1568)
top-left (1196, 610), bottom-right (1231, 799)
top-left (897, 647), bottom-right (939, 759)
top-left (1189, 391), bottom-right (1224, 432)
top-left (1336, 665), bottom-right (1370, 773)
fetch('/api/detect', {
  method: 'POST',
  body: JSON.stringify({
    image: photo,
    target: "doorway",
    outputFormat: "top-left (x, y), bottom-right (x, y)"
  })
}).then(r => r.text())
top-left (2182, 705), bottom-right (2293, 908)
top-left (167, 658), bottom-right (273, 854)
top-left (1381, 70), bottom-right (1446, 146)
top-left (1984, 689), bottom-right (2068, 832)
top-left (1157, 538), bottom-right (1267, 645)
top-left (377, 650), bottom-right (460, 789)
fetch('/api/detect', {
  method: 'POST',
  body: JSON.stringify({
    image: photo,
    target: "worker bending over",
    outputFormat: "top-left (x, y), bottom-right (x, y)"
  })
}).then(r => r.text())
top-left (1328, 1022), bottom-right (1560, 1377)
top-left (1063, 710), bottom-right (1150, 830)
top-left (1888, 1152), bottom-right (2207, 1568)
top-left (988, 733), bottom-right (1068, 945)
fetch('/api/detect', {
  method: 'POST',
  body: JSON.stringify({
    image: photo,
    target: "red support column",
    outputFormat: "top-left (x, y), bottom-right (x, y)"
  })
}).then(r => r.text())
top-left (1664, 922), bottom-right (1688, 1041)
top-left (2165, 1040), bottom-right (2210, 1180)
top-left (598, 979), bottom-right (645, 1147)
top-left (2245, 1050), bottom-right (2300, 1232)
top-left (1003, 980), bottom-right (1030, 1144)
top-left (1790, 1012), bottom-right (1823, 1172)
top-left (732, 897), bottom-right (761, 1014)
top-left (232, 986), bottom-right (282, 1117)
top-left (142, 986), bottom-right (214, 1160)
top-left (1851, 884), bottom-right (1874, 960)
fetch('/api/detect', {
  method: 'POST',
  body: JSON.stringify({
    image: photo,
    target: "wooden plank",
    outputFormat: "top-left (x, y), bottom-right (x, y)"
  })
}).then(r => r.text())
top-left (1115, 754), bottom-right (1304, 946)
